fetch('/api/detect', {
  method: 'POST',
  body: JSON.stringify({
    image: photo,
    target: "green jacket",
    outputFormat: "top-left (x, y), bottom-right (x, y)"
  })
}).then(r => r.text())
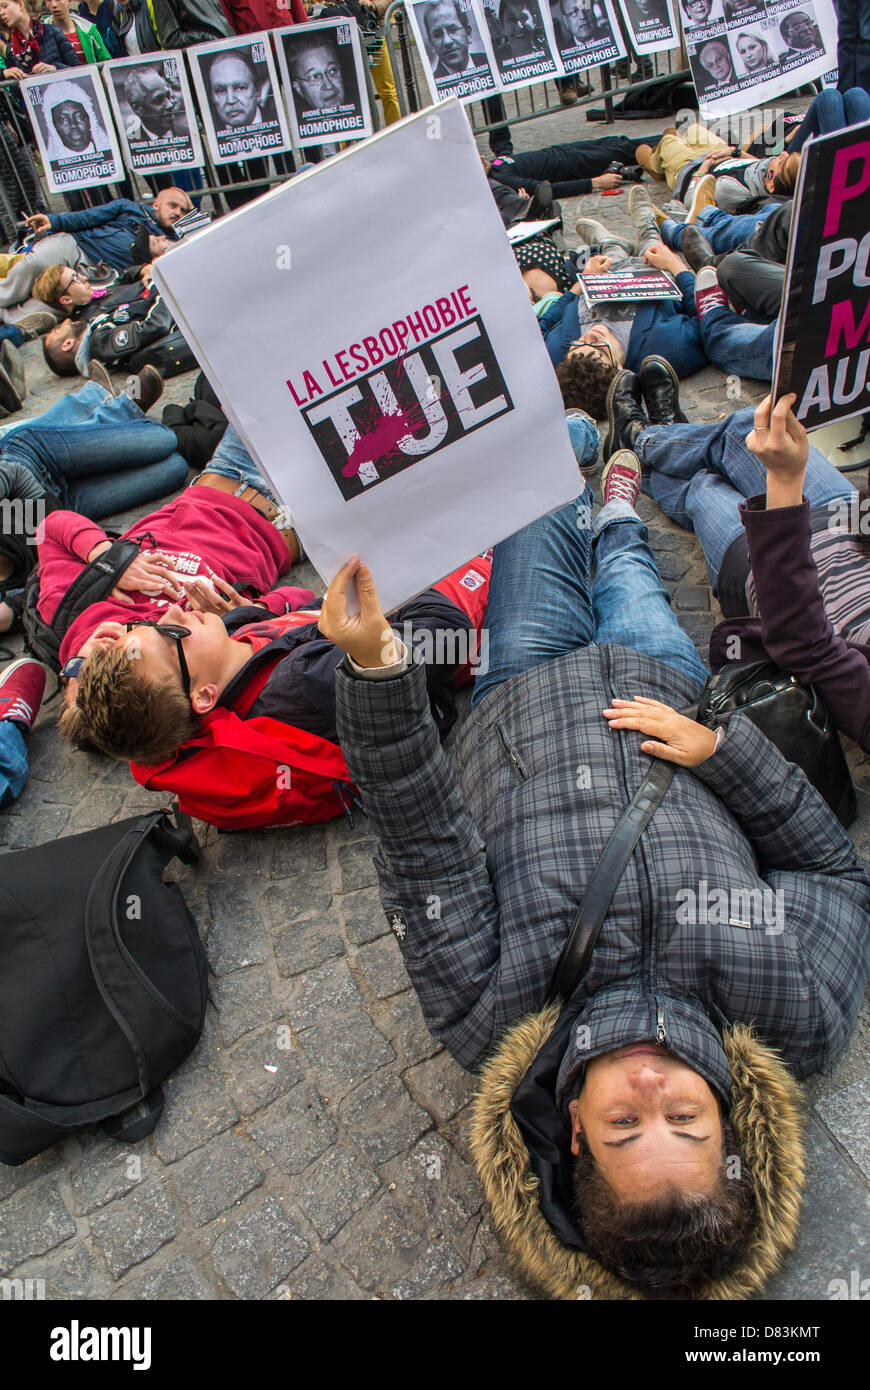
top-left (49, 16), bottom-right (112, 64)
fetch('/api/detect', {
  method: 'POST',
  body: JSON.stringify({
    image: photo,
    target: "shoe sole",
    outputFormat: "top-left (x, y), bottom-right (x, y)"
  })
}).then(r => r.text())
top-left (604, 368), bottom-right (632, 459)
top-left (89, 362), bottom-right (116, 396)
top-left (0, 340), bottom-right (25, 403)
top-left (575, 219), bottom-right (633, 254)
top-left (639, 354), bottom-right (688, 423)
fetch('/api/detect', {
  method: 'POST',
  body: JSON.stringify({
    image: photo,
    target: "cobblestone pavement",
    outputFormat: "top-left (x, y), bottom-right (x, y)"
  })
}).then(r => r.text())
top-left (1, 87), bottom-right (868, 1302)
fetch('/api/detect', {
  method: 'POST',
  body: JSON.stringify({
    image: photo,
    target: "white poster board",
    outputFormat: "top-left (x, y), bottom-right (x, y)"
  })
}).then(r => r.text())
top-left (677, 0), bottom-right (839, 118)
top-left (617, 0), bottom-right (681, 54)
top-left (549, 0), bottom-right (626, 71)
top-left (405, 0), bottom-right (502, 104)
top-left (104, 52), bottom-right (204, 175)
top-left (187, 32), bottom-right (292, 165)
top-left (153, 101), bottom-right (580, 615)
top-left (480, 0), bottom-right (566, 89)
top-left (22, 67), bottom-right (124, 193)
top-left (274, 17), bottom-right (373, 148)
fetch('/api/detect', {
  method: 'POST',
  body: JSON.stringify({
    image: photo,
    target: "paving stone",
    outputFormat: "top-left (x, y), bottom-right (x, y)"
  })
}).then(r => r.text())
top-left (355, 933), bottom-right (410, 999)
top-left (334, 1189), bottom-right (430, 1294)
top-left (152, 1070), bottom-right (239, 1164)
top-left (673, 583), bottom-right (711, 611)
top-left (67, 1134), bottom-right (151, 1215)
top-left (339, 1070), bottom-right (432, 1166)
top-left (247, 1082), bottom-right (337, 1176)
top-left (394, 1242), bottom-right (466, 1300)
top-left (130, 1255), bottom-right (218, 1301)
top-left (815, 1079), bottom-right (870, 1182)
top-left (0, 1148), bottom-right (62, 1203)
top-left (656, 551), bottom-right (691, 582)
top-left (282, 958), bottom-right (363, 1030)
top-left (0, 1183), bottom-right (75, 1272)
top-left (403, 1051), bottom-right (474, 1127)
top-left (218, 1026), bottom-right (304, 1115)
top-left (90, 1182), bottom-right (178, 1280)
top-left (298, 1144), bottom-right (380, 1239)
top-left (454, 1266), bottom-right (535, 1300)
top-left (274, 912), bottom-right (345, 977)
top-left (280, 1255), bottom-right (368, 1300)
top-left (211, 1196), bottom-right (311, 1299)
top-left (341, 886), bottom-right (391, 945)
top-left (205, 875), bottom-right (270, 974)
top-left (211, 828), bottom-right (276, 874)
top-left (211, 966), bottom-right (280, 1048)
top-left (266, 824), bottom-right (328, 880)
top-left (374, 990), bottom-right (443, 1068)
top-left (387, 1133), bottom-right (483, 1261)
top-left (4, 805), bottom-right (71, 847)
top-left (337, 839), bottom-right (379, 892)
top-left (302, 1013), bottom-right (395, 1099)
top-left (760, 1119), bottom-right (870, 1300)
top-left (265, 873), bottom-right (334, 927)
top-left (170, 1133), bottom-right (265, 1226)
top-left (6, 1244), bottom-right (94, 1301)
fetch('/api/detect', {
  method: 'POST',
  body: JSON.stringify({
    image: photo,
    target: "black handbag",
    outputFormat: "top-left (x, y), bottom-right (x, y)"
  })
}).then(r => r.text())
top-left (697, 661), bottom-right (857, 828)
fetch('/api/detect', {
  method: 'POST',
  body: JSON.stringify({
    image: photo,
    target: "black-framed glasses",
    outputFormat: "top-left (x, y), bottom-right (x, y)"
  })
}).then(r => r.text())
top-left (569, 337), bottom-right (616, 367)
top-left (124, 620), bottom-right (192, 698)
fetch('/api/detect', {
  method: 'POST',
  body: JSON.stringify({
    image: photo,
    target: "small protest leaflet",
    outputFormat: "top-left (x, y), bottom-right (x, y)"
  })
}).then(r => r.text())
top-left (480, 0), bottom-right (565, 90)
top-left (275, 18), bottom-right (373, 148)
top-left (104, 54), bottom-right (203, 174)
top-left (406, 0), bottom-right (501, 104)
top-left (152, 100), bottom-right (580, 616)
top-left (22, 68), bottom-right (124, 193)
top-left (677, 0), bottom-right (838, 119)
top-left (617, 0), bottom-right (680, 56)
top-left (549, 0), bottom-right (625, 70)
top-left (188, 32), bottom-right (292, 165)
top-left (580, 268), bottom-right (682, 303)
top-left (773, 119), bottom-right (870, 432)
top-left (506, 218), bottom-right (562, 241)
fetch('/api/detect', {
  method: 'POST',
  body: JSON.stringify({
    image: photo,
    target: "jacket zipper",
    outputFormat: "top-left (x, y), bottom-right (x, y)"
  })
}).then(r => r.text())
top-left (656, 1003), bottom-right (667, 1044)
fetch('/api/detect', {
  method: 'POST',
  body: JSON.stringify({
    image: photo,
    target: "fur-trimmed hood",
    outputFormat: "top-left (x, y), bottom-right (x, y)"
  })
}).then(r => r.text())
top-left (469, 1003), bottom-right (806, 1300)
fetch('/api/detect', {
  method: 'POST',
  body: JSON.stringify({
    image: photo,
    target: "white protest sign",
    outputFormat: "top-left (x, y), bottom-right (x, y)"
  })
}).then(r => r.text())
top-left (22, 68), bottom-right (124, 193)
top-left (152, 100), bottom-right (580, 615)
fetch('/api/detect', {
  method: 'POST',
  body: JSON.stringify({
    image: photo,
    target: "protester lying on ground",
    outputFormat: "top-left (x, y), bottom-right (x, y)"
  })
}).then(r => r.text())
top-left (657, 201), bottom-right (791, 319)
top-left (41, 280), bottom-right (192, 379)
top-left (786, 86), bottom-right (870, 153)
top-left (483, 131), bottom-right (659, 200)
top-left (615, 383), bottom-right (870, 751)
top-left (24, 188), bottom-right (193, 274)
top-left (689, 265), bottom-right (776, 380)
top-left (34, 260), bottom-right (160, 322)
top-left (315, 417), bottom-right (870, 1300)
top-left (634, 124), bottom-right (798, 210)
top-left (0, 0), bottom-right (80, 78)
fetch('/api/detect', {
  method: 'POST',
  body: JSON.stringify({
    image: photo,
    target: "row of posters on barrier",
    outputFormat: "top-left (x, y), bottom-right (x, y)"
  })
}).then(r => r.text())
top-left (20, 0), bottom-right (841, 195)
top-left (20, 18), bottom-right (374, 195)
top-left (407, 0), bottom-right (839, 118)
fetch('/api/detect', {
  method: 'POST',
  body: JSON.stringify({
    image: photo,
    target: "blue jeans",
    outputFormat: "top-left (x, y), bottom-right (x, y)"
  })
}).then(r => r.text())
top-left (663, 204), bottom-right (777, 254)
top-left (0, 719), bottom-right (27, 809)
top-left (197, 423), bottom-right (278, 503)
top-left (3, 383), bottom-right (189, 518)
top-left (696, 305), bottom-right (776, 380)
top-left (471, 488), bottom-right (706, 708)
top-left (789, 88), bottom-right (870, 153)
top-left (637, 408), bottom-right (855, 589)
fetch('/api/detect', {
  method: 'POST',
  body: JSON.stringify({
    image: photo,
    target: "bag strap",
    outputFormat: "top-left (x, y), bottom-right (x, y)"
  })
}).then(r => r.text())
top-left (548, 759), bottom-right (676, 1004)
top-left (102, 1086), bottom-right (164, 1143)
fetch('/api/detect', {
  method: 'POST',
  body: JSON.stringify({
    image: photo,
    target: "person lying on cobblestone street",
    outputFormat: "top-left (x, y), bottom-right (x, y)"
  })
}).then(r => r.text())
top-left (483, 129), bottom-right (658, 201)
top-left (316, 417), bottom-right (870, 1300)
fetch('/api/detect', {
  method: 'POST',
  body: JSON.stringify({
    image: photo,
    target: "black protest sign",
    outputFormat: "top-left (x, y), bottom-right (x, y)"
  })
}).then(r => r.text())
top-left (773, 120), bottom-right (870, 430)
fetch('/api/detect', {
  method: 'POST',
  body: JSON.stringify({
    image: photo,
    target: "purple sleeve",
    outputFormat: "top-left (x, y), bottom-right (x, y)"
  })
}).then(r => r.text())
top-left (741, 495), bottom-right (870, 751)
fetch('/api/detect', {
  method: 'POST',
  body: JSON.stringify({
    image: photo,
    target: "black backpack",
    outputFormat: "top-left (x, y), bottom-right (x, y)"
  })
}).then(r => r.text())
top-left (22, 537), bottom-right (141, 673)
top-left (0, 809), bottom-right (207, 1165)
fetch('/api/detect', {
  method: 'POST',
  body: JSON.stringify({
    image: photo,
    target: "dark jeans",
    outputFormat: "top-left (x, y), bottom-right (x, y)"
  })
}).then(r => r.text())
top-left (716, 203), bottom-right (792, 318)
top-left (482, 95), bottom-right (512, 157)
top-left (837, 1), bottom-right (870, 93)
top-left (789, 87), bottom-right (870, 152)
top-left (506, 135), bottom-right (659, 196)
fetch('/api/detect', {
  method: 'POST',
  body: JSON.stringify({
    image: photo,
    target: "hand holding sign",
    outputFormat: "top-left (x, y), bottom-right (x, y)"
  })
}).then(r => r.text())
top-left (320, 556), bottom-right (398, 669)
top-left (746, 393), bottom-right (808, 509)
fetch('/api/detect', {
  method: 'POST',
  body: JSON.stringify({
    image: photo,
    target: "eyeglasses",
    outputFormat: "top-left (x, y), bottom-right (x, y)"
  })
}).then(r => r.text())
top-left (569, 337), bottom-right (616, 367)
top-left (124, 620), bottom-right (192, 698)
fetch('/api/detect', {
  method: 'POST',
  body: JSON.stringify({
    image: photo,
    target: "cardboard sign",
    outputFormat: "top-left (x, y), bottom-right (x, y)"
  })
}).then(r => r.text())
top-left (773, 119), bottom-right (870, 432)
top-left (274, 17), bottom-right (373, 148)
top-left (550, 0), bottom-right (626, 69)
top-left (617, 0), bottom-right (680, 55)
top-left (153, 101), bottom-right (580, 615)
top-left (104, 53), bottom-right (203, 174)
top-left (22, 68), bottom-right (124, 193)
top-left (405, 0), bottom-right (501, 104)
top-left (480, 0), bottom-right (565, 89)
top-left (677, 0), bottom-right (839, 118)
top-left (580, 268), bottom-right (682, 303)
top-left (187, 32), bottom-right (292, 165)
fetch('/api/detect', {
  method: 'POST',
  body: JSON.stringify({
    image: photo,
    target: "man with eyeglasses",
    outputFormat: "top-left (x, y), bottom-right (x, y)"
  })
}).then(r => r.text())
top-left (288, 37), bottom-right (347, 112)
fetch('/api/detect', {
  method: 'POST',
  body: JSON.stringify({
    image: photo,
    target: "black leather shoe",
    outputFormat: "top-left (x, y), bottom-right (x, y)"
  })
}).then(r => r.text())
top-left (638, 355), bottom-right (688, 426)
top-left (604, 369), bottom-right (648, 457)
top-left (680, 224), bottom-right (715, 272)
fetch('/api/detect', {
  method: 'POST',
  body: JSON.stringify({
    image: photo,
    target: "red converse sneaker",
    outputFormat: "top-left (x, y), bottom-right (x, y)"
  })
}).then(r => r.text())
top-left (601, 450), bottom-right (642, 509)
top-left (694, 265), bottom-right (728, 319)
top-left (0, 658), bottom-right (46, 732)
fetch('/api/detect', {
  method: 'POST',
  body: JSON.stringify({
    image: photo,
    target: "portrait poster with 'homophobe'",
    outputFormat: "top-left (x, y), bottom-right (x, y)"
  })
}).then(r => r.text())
top-left (22, 67), bottom-right (124, 193)
top-left (152, 100), bottom-right (580, 615)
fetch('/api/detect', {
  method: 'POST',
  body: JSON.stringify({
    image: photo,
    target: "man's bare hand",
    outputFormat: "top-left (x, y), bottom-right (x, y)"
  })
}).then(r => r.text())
top-left (25, 213), bottom-right (51, 234)
top-left (643, 242), bottom-right (685, 275)
top-left (3, 66), bottom-right (26, 81)
top-left (184, 574), bottom-right (248, 614)
top-left (110, 551), bottom-right (183, 604)
top-left (319, 557), bottom-right (397, 668)
top-left (583, 254), bottom-right (613, 275)
top-left (602, 697), bottom-right (718, 767)
top-left (592, 172), bottom-right (622, 190)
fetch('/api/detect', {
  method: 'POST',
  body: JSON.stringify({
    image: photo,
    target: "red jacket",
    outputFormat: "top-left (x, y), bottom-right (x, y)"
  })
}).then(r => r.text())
top-left (219, 0), bottom-right (307, 30)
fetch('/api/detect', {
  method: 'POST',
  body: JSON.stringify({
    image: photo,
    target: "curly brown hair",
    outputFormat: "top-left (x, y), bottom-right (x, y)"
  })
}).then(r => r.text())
top-left (555, 352), bottom-right (618, 421)
top-left (58, 645), bottom-right (200, 764)
top-left (571, 1117), bottom-right (755, 1298)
